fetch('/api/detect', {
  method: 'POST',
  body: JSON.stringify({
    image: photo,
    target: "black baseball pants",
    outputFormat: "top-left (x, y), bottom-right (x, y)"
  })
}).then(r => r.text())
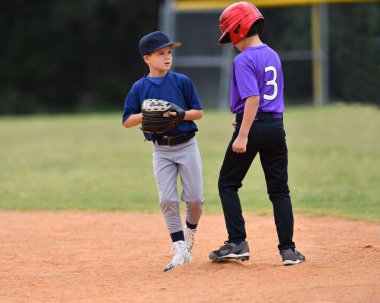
top-left (218, 113), bottom-right (295, 251)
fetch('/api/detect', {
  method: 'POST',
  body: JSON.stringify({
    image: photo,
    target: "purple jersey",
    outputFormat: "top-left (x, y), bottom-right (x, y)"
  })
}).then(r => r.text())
top-left (230, 44), bottom-right (284, 114)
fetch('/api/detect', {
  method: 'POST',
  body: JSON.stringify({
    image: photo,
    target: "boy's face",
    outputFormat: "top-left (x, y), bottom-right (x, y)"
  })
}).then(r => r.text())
top-left (143, 46), bottom-right (173, 74)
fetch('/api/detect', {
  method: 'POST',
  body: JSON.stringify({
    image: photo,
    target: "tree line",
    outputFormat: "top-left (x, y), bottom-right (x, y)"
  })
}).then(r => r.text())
top-left (0, 1), bottom-right (378, 114)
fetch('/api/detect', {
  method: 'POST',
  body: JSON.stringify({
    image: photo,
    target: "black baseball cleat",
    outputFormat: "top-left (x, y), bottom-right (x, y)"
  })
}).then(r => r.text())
top-left (280, 248), bottom-right (306, 265)
top-left (209, 241), bottom-right (250, 262)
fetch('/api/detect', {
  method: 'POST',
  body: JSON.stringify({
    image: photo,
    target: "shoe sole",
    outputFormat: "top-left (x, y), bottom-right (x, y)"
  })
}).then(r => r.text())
top-left (210, 253), bottom-right (250, 262)
top-left (283, 259), bottom-right (304, 266)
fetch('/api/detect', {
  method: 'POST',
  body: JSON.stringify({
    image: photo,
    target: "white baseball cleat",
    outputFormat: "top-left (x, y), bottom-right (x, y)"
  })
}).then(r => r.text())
top-left (184, 227), bottom-right (197, 252)
top-left (163, 240), bottom-right (192, 272)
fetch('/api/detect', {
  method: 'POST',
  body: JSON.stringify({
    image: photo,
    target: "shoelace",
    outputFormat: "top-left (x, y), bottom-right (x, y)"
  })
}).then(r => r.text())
top-left (222, 240), bottom-right (231, 247)
top-left (171, 241), bottom-right (187, 255)
top-left (171, 241), bottom-right (189, 263)
top-left (185, 228), bottom-right (197, 245)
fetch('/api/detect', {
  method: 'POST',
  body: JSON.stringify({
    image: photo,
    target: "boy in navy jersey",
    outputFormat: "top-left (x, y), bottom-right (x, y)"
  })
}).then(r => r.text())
top-left (208, 2), bottom-right (305, 265)
top-left (122, 31), bottom-right (204, 271)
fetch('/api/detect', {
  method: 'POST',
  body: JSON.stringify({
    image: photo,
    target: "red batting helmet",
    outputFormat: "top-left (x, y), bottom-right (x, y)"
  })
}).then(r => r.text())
top-left (218, 2), bottom-right (265, 45)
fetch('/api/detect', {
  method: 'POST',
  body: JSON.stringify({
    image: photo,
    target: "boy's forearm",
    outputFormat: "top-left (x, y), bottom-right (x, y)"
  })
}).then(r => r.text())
top-left (238, 96), bottom-right (260, 137)
top-left (123, 113), bottom-right (143, 128)
top-left (184, 109), bottom-right (203, 121)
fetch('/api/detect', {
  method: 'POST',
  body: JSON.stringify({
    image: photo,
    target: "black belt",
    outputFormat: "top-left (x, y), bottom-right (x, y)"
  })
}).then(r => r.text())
top-left (236, 112), bottom-right (283, 122)
top-left (153, 132), bottom-right (195, 146)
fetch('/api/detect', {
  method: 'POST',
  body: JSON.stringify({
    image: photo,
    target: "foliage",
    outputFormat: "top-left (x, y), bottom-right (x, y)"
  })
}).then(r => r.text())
top-left (0, 2), bottom-right (379, 114)
top-left (329, 3), bottom-right (380, 103)
top-left (0, 0), bottom-right (162, 114)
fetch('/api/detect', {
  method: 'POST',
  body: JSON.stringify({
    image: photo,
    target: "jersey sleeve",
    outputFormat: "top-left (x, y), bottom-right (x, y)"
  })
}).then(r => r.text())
top-left (181, 76), bottom-right (203, 110)
top-left (234, 56), bottom-right (260, 100)
top-left (122, 83), bottom-right (140, 124)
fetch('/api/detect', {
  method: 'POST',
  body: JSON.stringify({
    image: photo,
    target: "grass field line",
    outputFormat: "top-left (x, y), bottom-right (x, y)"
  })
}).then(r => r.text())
top-left (0, 104), bottom-right (379, 222)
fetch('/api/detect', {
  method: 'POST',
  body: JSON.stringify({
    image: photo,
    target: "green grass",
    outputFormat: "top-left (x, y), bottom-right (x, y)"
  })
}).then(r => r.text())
top-left (0, 104), bottom-right (379, 222)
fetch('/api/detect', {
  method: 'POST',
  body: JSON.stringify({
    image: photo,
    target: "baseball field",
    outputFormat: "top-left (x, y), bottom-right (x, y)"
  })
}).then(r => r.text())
top-left (0, 104), bottom-right (379, 302)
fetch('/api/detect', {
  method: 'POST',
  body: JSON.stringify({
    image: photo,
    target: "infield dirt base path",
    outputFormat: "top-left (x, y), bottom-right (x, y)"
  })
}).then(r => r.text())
top-left (0, 212), bottom-right (379, 303)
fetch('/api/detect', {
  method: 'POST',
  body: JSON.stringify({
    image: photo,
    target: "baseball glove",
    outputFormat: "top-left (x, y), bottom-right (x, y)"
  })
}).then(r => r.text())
top-left (141, 99), bottom-right (186, 134)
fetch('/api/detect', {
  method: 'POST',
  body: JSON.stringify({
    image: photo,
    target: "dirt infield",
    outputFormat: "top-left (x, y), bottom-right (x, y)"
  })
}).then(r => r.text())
top-left (0, 212), bottom-right (379, 303)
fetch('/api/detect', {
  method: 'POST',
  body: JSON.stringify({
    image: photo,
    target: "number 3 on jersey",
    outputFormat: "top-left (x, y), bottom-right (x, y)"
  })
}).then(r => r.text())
top-left (264, 66), bottom-right (278, 101)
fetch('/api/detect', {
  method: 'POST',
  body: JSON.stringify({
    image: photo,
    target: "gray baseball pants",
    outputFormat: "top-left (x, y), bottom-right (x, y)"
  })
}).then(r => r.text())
top-left (153, 137), bottom-right (203, 234)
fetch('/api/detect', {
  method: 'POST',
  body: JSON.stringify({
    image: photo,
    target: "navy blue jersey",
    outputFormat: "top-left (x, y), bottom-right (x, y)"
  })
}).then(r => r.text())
top-left (122, 71), bottom-right (202, 141)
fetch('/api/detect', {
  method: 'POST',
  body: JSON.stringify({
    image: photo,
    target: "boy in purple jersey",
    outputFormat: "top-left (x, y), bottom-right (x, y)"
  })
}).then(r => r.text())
top-left (208, 2), bottom-right (305, 265)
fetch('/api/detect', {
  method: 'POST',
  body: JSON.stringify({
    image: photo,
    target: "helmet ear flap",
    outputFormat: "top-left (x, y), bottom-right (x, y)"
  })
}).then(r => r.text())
top-left (233, 24), bottom-right (241, 35)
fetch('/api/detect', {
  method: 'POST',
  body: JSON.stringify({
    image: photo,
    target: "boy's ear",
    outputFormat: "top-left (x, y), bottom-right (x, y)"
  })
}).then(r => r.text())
top-left (143, 54), bottom-right (150, 64)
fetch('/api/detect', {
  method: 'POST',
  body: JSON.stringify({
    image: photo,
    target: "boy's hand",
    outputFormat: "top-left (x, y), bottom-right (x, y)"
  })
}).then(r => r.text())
top-left (141, 99), bottom-right (185, 134)
top-left (232, 135), bottom-right (248, 153)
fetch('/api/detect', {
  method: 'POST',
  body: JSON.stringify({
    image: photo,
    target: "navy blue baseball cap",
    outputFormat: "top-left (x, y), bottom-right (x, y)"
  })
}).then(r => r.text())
top-left (138, 31), bottom-right (181, 57)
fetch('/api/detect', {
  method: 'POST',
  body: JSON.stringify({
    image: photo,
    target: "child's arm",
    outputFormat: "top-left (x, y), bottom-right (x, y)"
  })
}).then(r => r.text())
top-left (183, 109), bottom-right (203, 121)
top-left (123, 113), bottom-right (143, 128)
top-left (232, 96), bottom-right (259, 153)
